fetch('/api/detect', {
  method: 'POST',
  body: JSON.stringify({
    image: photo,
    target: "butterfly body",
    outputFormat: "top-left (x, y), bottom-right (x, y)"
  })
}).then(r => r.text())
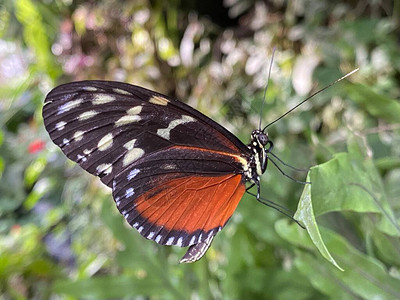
top-left (43, 80), bottom-right (270, 262)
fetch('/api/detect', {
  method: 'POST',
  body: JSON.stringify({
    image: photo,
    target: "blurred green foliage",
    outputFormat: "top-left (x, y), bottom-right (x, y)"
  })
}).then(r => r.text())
top-left (1, 0), bottom-right (399, 299)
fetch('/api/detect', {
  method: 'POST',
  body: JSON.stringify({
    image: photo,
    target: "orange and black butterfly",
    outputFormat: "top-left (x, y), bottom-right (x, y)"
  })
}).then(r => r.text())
top-left (42, 69), bottom-right (357, 263)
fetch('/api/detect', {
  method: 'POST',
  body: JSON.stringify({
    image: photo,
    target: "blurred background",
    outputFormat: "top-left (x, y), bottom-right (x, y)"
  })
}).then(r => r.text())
top-left (1, 0), bottom-right (400, 299)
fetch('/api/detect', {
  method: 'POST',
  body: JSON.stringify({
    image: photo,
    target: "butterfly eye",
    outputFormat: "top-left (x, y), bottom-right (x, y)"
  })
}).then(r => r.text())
top-left (257, 132), bottom-right (269, 145)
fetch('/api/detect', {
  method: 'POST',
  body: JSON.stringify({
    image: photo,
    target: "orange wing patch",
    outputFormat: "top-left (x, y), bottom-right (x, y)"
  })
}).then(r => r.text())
top-left (133, 174), bottom-right (245, 246)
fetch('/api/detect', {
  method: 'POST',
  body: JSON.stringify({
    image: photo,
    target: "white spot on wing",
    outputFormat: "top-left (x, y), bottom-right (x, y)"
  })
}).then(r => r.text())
top-left (161, 164), bottom-right (176, 170)
top-left (157, 115), bottom-right (196, 140)
top-left (83, 149), bottom-right (92, 155)
top-left (127, 106), bottom-right (142, 115)
top-left (155, 235), bottom-right (162, 243)
top-left (176, 237), bottom-right (183, 247)
top-left (166, 237), bottom-right (175, 245)
top-left (77, 154), bottom-right (87, 162)
top-left (57, 99), bottom-right (82, 114)
top-left (62, 138), bottom-right (70, 146)
top-left (96, 163), bottom-right (112, 175)
top-left (82, 86), bottom-right (97, 91)
top-left (127, 169), bottom-right (140, 180)
top-left (133, 222), bottom-right (139, 228)
top-left (92, 94), bottom-right (115, 105)
top-left (73, 130), bottom-right (84, 141)
top-left (189, 236), bottom-right (196, 245)
top-left (125, 187), bottom-right (134, 198)
top-left (115, 115), bottom-right (141, 127)
top-left (78, 110), bottom-right (98, 120)
top-left (122, 139), bottom-right (144, 165)
top-left (147, 232), bottom-right (155, 239)
top-left (149, 95), bottom-right (169, 106)
top-left (123, 139), bottom-right (137, 150)
top-left (113, 88), bottom-right (132, 95)
top-left (97, 133), bottom-right (113, 151)
top-left (138, 226), bottom-right (144, 233)
top-left (123, 148), bottom-right (144, 166)
top-left (55, 121), bottom-right (66, 131)
top-left (115, 106), bottom-right (143, 127)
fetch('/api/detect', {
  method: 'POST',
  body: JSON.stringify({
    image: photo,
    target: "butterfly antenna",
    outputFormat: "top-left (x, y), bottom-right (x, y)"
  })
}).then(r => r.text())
top-left (262, 68), bottom-right (359, 132)
top-left (258, 47), bottom-right (276, 130)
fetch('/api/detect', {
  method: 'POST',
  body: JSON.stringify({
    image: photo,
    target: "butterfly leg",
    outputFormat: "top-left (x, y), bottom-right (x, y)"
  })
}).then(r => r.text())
top-left (268, 157), bottom-right (310, 184)
top-left (246, 183), bottom-right (255, 191)
top-left (245, 182), bottom-right (261, 200)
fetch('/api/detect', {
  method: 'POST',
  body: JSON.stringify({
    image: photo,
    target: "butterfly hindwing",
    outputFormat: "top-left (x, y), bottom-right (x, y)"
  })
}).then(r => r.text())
top-left (115, 173), bottom-right (245, 247)
top-left (112, 146), bottom-right (247, 246)
top-left (43, 80), bottom-right (250, 251)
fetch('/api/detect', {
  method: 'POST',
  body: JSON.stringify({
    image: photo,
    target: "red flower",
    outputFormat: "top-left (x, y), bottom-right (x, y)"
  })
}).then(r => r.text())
top-left (11, 224), bottom-right (21, 234)
top-left (28, 139), bottom-right (45, 154)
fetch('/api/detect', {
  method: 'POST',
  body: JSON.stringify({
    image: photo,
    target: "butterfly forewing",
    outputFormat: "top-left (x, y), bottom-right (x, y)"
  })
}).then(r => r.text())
top-left (43, 80), bottom-right (250, 251)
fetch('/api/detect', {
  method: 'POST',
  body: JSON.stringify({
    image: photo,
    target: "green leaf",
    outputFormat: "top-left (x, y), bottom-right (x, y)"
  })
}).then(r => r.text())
top-left (294, 228), bottom-right (400, 300)
top-left (100, 198), bottom-right (187, 299)
top-left (347, 83), bottom-right (400, 123)
top-left (14, 0), bottom-right (59, 78)
top-left (0, 6), bottom-right (10, 38)
top-left (277, 181), bottom-right (343, 271)
top-left (375, 156), bottom-right (400, 172)
top-left (294, 253), bottom-right (355, 300)
top-left (311, 155), bottom-right (377, 215)
top-left (0, 157), bottom-right (4, 180)
top-left (0, 130), bottom-right (4, 146)
top-left (53, 275), bottom-right (165, 299)
top-left (340, 18), bottom-right (380, 44)
top-left (24, 156), bottom-right (46, 188)
top-left (309, 147), bottom-right (400, 236)
top-left (372, 229), bottom-right (400, 266)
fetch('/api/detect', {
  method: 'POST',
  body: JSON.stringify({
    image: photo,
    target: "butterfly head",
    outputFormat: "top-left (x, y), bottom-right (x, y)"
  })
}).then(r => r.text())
top-left (253, 130), bottom-right (273, 150)
top-left (249, 129), bottom-right (272, 179)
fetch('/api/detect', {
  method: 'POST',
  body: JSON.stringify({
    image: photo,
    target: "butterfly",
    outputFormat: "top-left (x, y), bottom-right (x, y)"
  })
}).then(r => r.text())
top-left (42, 69), bottom-right (358, 263)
